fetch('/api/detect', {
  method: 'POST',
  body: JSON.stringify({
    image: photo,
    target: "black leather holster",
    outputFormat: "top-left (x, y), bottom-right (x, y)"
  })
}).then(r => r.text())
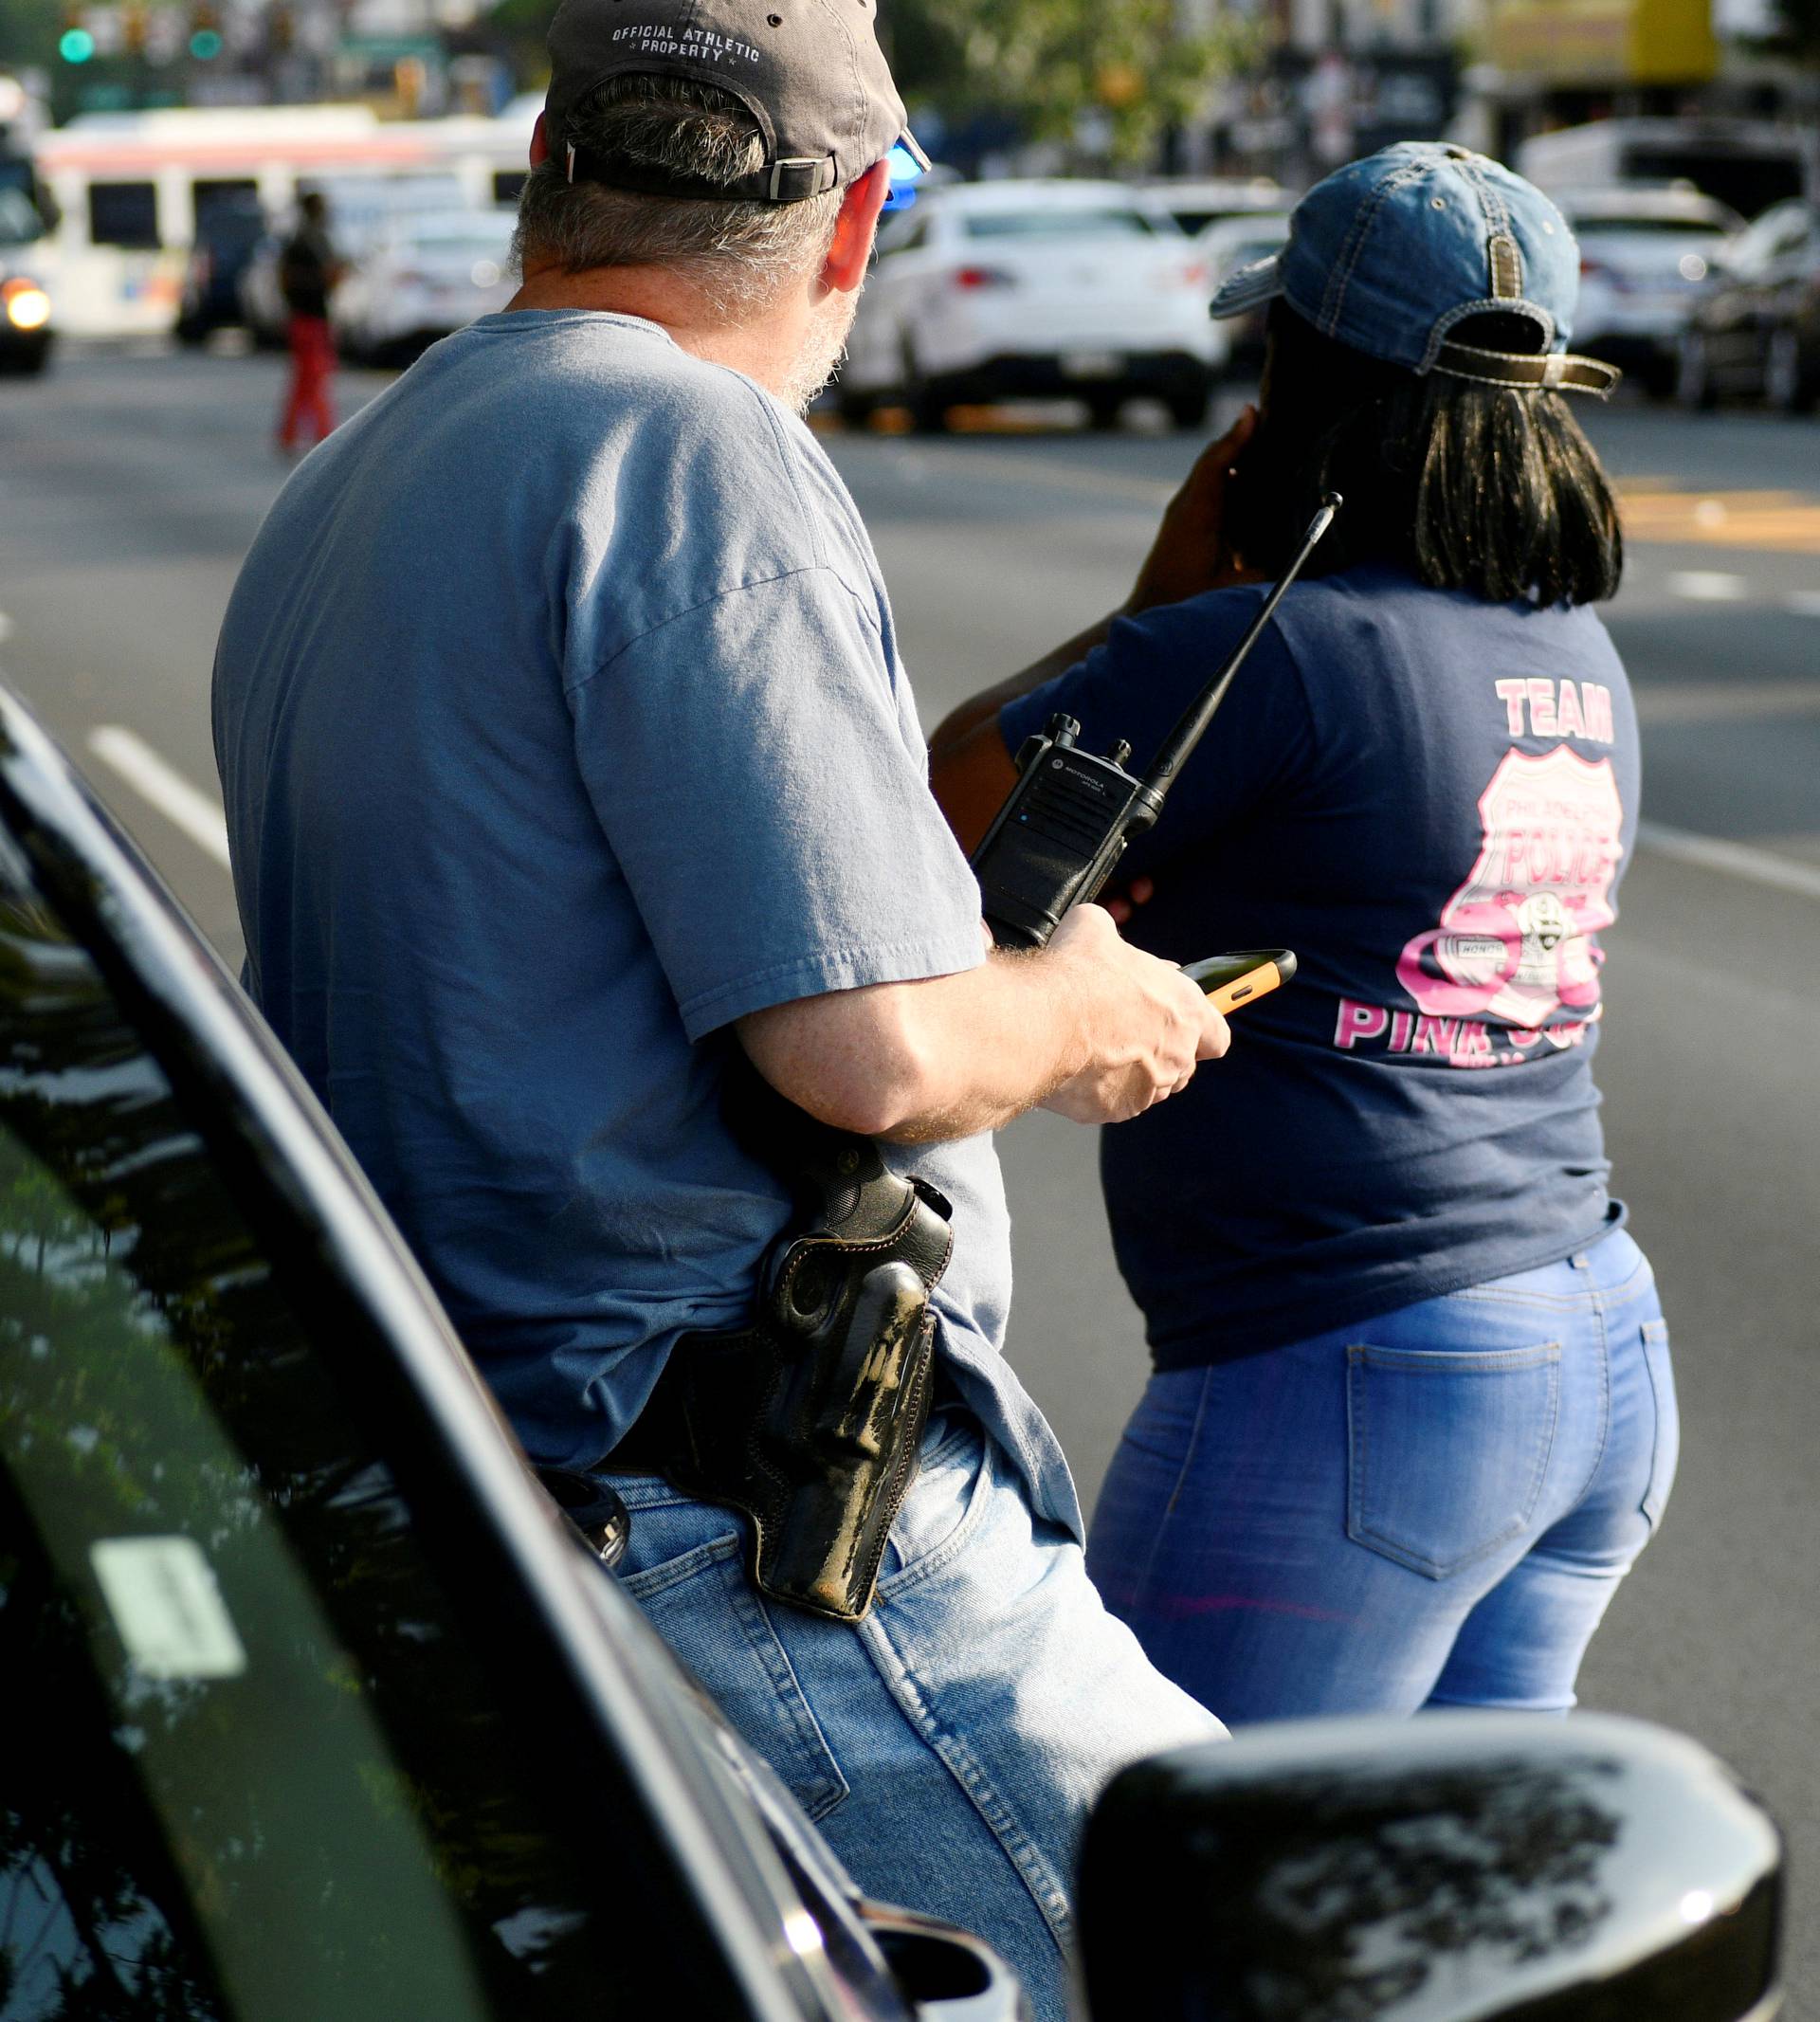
top-left (610, 1078), bottom-right (954, 1625)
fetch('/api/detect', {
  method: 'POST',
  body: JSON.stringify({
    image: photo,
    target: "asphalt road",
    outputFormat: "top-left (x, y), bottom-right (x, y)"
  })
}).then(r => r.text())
top-left (3, 343), bottom-right (1816, 2011)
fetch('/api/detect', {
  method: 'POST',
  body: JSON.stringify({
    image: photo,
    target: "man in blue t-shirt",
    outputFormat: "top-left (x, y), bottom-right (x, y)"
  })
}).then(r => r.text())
top-left (211, 2), bottom-right (1229, 2012)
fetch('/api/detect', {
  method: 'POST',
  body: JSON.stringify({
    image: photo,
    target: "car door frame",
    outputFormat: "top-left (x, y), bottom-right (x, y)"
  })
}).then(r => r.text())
top-left (0, 683), bottom-right (893, 2022)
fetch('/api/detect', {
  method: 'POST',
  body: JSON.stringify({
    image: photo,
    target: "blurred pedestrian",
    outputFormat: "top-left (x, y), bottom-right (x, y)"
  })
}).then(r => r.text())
top-left (932, 143), bottom-right (1678, 1728)
top-left (276, 190), bottom-right (341, 453)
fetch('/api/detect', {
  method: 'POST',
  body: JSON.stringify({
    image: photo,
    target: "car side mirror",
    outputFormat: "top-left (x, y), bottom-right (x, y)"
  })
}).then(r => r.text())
top-left (1078, 1712), bottom-right (1779, 2022)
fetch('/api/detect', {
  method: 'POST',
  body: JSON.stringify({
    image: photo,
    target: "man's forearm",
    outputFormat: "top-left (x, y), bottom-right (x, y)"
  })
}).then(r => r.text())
top-left (738, 903), bottom-right (1225, 1143)
top-left (738, 946), bottom-right (1090, 1143)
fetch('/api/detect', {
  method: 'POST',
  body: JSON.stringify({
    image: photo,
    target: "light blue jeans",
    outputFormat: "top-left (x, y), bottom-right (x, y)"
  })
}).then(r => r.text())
top-left (1088, 1229), bottom-right (1678, 1724)
top-left (611, 1410), bottom-right (1222, 2022)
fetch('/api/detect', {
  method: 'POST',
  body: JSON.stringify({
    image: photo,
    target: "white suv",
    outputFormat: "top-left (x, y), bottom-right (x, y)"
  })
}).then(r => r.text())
top-left (839, 179), bottom-right (1219, 430)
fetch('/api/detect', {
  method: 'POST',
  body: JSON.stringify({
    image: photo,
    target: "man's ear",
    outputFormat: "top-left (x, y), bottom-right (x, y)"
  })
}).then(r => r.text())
top-left (822, 160), bottom-right (890, 295)
top-left (530, 112), bottom-right (551, 170)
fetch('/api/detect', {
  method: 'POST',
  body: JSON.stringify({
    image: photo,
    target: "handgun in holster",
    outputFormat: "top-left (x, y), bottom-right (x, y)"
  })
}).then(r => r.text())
top-left (610, 1069), bottom-right (954, 1625)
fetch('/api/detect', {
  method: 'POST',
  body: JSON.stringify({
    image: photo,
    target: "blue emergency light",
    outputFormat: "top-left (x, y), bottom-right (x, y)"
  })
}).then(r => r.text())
top-left (881, 136), bottom-right (930, 213)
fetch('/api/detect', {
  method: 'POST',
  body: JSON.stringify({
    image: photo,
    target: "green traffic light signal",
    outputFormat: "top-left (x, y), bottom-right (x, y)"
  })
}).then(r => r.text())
top-left (189, 25), bottom-right (222, 54)
top-left (59, 25), bottom-right (96, 58)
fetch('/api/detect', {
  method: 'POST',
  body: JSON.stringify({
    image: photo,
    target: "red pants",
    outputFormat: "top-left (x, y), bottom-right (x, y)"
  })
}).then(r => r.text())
top-left (279, 314), bottom-right (337, 448)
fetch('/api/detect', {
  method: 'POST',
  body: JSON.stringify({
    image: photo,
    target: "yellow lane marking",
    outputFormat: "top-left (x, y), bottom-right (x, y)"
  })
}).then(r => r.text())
top-left (819, 421), bottom-right (1820, 551)
top-left (1617, 485), bottom-right (1820, 554)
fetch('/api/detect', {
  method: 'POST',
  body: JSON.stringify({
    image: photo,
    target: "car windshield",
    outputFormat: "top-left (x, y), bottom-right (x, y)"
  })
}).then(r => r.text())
top-left (1220, 238), bottom-right (1286, 269)
top-left (409, 226), bottom-right (513, 254)
top-left (313, 180), bottom-right (465, 232)
top-left (963, 209), bottom-right (1158, 240)
top-left (0, 188), bottom-right (43, 246)
top-left (203, 209), bottom-right (265, 246)
top-left (1172, 206), bottom-right (1273, 233)
top-left (1574, 216), bottom-right (1729, 237)
top-left (0, 804), bottom-right (746, 2019)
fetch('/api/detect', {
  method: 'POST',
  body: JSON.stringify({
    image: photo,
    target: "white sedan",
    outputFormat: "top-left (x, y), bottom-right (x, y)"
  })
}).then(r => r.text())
top-left (331, 207), bottom-right (519, 364)
top-left (1558, 185), bottom-right (1743, 396)
top-left (840, 180), bottom-right (1219, 430)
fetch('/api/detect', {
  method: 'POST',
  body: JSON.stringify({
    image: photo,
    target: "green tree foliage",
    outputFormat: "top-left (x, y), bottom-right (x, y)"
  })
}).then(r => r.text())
top-left (0, 0), bottom-right (66, 79)
top-left (480, 0), bottom-right (1259, 172)
top-left (883, 0), bottom-right (1264, 166)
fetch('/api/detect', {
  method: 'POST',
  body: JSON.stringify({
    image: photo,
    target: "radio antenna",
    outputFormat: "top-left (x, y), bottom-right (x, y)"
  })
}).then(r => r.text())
top-left (1140, 491), bottom-right (1342, 795)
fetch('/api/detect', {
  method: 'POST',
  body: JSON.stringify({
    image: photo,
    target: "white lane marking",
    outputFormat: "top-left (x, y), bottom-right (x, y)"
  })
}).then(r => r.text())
top-left (87, 725), bottom-right (231, 868)
top-left (1636, 682), bottom-right (1820, 724)
top-left (1783, 590), bottom-right (1820, 617)
top-left (1636, 821), bottom-right (1820, 902)
top-left (1666, 570), bottom-right (1751, 601)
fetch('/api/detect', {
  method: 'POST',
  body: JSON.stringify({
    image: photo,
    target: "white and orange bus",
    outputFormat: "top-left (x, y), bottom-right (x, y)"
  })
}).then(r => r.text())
top-left (32, 97), bottom-right (537, 336)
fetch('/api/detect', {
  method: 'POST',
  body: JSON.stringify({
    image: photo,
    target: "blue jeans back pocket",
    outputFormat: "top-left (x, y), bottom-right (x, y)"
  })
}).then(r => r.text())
top-left (1638, 1318), bottom-right (1679, 1531)
top-left (1346, 1341), bottom-right (1561, 1580)
top-left (621, 1531), bottom-right (850, 1822)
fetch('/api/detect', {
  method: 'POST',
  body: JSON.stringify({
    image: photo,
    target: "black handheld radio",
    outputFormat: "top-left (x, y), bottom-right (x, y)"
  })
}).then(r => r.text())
top-left (971, 492), bottom-right (1342, 950)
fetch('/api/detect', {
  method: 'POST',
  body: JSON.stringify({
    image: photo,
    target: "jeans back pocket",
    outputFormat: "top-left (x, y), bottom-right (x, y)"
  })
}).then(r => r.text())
top-left (1347, 1340), bottom-right (1561, 1580)
top-left (1638, 1318), bottom-right (1679, 1532)
top-left (622, 1531), bottom-right (850, 1823)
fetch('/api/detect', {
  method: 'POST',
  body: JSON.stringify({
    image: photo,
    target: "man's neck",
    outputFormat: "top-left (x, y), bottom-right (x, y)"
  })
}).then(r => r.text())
top-left (505, 259), bottom-right (803, 399)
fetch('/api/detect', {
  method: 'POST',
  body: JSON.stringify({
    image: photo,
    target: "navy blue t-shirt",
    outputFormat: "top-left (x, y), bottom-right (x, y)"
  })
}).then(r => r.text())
top-left (1000, 564), bottom-right (1639, 1366)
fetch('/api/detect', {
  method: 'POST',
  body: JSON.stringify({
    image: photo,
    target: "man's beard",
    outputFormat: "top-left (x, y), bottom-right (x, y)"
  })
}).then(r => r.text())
top-left (779, 288), bottom-right (862, 416)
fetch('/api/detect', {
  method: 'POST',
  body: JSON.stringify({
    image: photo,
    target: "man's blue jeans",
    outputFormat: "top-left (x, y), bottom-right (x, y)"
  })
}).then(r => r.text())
top-left (1087, 1228), bottom-right (1678, 1723)
top-left (611, 1411), bottom-right (1222, 2022)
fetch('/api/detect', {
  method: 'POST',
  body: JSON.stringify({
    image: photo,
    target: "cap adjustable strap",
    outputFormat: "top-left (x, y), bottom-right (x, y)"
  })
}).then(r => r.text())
top-left (1432, 340), bottom-right (1622, 398)
top-left (766, 158), bottom-right (828, 201)
top-left (565, 140), bottom-right (837, 204)
top-left (1487, 231), bottom-right (1524, 300)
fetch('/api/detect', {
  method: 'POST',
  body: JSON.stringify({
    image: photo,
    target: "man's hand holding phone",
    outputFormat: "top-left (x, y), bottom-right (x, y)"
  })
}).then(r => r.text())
top-left (1037, 905), bottom-right (1229, 1125)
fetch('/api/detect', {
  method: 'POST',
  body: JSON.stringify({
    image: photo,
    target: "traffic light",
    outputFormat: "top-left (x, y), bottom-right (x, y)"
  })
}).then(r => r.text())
top-left (123, 4), bottom-right (148, 55)
top-left (189, 4), bottom-right (221, 57)
top-left (269, 6), bottom-right (294, 51)
top-left (59, 6), bottom-right (95, 61)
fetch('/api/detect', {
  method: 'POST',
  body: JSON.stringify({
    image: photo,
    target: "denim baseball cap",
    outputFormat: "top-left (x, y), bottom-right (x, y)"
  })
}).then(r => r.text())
top-left (1210, 141), bottom-right (1619, 395)
top-left (546, 0), bottom-right (928, 205)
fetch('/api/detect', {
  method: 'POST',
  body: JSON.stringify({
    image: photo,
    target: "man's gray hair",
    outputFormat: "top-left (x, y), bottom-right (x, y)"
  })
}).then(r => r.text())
top-left (514, 74), bottom-right (844, 316)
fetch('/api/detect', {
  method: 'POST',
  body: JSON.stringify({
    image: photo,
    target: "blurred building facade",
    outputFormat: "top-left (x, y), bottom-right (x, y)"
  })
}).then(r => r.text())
top-left (38, 0), bottom-right (513, 119)
top-left (1184, 0), bottom-right (1816, 201)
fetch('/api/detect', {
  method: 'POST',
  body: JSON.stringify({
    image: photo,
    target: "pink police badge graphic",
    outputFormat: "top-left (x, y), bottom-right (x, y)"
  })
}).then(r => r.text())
top-left (1395, 746), bottom-right (1624, 1028)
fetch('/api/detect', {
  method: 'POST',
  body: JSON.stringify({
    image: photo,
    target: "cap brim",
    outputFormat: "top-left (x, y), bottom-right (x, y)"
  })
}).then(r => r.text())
top-left (1209, 252), bottom-right (1284, 320)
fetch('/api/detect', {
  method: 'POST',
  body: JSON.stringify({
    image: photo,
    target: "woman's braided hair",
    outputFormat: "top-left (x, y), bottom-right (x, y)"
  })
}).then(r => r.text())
top-left (1229, 300), bottom-right (1623, 608)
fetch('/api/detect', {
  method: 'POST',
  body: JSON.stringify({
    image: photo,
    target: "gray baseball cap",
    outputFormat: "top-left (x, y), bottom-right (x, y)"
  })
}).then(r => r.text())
top-left (545, 0), bottom-right (926, 205)
top-left (1210, 142), bottom-right (1620, 395)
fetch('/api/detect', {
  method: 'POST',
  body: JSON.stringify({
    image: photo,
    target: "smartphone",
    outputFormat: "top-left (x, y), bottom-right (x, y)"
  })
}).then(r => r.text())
top-left (1184, 948), bottom-right (1297, 1012)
